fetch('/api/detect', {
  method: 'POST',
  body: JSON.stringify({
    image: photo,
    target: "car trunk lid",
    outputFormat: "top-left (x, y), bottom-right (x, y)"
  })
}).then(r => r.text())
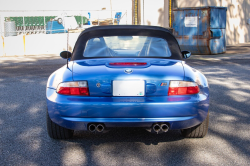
top-left (72, 58), bottom-right (184, 96)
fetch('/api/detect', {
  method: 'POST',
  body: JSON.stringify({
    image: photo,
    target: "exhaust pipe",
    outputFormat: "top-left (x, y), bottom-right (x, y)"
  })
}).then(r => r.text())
top-left (160, 124), bottom-right (169, 132)
top-left (88, 124), bottom-right (96, 132)
top-left (152, 124), bottom-right (161, 133)
top-left (96, 124), bottom-right (104, 132)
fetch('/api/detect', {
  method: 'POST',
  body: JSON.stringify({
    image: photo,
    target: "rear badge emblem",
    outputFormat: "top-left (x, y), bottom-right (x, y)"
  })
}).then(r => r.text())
top-left (161, 83), bottom-right (168, 86)
top-left (125, 69), bottom-right (133, 74)
top-left (96, 83), bottom-right (101, 88)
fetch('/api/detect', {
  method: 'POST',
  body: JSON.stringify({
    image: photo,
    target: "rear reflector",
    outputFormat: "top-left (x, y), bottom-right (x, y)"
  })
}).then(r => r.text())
top-left (109, 62), bottom-right (147, 66)
top-left (57, 81), bottom-right (89, 96)
top-left (168, 81), bottom-right (199, 96)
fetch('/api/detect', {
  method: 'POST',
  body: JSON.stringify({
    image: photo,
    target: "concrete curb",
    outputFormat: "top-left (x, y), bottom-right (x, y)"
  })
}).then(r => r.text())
top-left (189, 53), bottom-right (250, 61)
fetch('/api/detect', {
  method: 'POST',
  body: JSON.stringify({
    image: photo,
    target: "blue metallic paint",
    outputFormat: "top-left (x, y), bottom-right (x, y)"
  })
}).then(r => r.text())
top-left (47, 61), bottom-right (73, 89)
top-left (47, 87), bottom-right (208, 130)
top-left (47, 58), bottom-right (209, 131)
top-left (72, 58), bottom-right (184, 97)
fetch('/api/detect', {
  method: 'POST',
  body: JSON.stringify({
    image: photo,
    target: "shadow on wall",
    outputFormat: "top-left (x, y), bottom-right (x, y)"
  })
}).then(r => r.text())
top-left (177, 0), bottom-right (250, 45)
top-left (158, 8), bottom-right (164, 27)
top-left (226, 1), bottom-right (250, 45)
top-left (145, 8), bottom-right (164, 26)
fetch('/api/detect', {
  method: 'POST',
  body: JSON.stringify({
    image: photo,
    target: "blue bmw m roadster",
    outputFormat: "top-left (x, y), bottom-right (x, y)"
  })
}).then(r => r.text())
top-left (46, 25), bottom-right (209, 139)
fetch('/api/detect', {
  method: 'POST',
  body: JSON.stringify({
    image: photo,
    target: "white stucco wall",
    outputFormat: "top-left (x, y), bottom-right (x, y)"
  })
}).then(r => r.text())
top-left (140, 0), bottom-right (169, 27)
top-left (0, 0), bottom-right (131, 11)
top-left (1, 33), bottom-right (79, 56)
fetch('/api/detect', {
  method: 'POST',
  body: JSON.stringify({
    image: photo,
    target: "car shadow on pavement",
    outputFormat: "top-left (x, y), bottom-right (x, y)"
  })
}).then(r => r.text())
top-left (71, 128), bottom-right (184, 145)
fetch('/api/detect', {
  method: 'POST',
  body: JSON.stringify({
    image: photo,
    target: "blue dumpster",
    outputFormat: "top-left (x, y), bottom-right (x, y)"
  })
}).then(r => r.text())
top-left (172, 6), bottom-right (227, 54)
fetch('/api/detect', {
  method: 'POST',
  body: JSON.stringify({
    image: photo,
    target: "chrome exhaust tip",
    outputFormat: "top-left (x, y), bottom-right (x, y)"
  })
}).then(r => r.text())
top-left (160, 124), bottom-right (169, 132)
top-left (88, 124), bottom-right (96, 132)
top-left (96, 124), bottom-right (104, 132)
top-left (152, 124), bottom-right (161, 133)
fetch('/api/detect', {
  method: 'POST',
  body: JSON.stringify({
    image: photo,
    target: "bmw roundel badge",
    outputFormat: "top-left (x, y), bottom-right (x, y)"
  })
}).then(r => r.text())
top-left (96, 83), bottom-right (101, 88)
top-left (125, 69), bottom-right (133, 74)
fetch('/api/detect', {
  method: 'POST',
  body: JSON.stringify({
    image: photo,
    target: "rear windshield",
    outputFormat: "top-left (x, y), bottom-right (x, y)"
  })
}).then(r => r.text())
top-left (83, 36), bottom-right (171, 58)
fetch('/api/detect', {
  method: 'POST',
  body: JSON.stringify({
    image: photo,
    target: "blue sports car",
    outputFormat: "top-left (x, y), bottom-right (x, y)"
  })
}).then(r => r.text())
top-left (46, 25), bottom-right (209, 139)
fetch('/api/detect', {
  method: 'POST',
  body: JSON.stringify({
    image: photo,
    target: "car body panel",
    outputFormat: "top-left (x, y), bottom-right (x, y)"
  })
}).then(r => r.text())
top-left (47, 62), bottom-right (73, 89)
top-left (47, 87), bottom-right (209, 130)
top-left (182, 61), bottom-right (209, 96)
top-left (72, 58), bottom-right (184, 96)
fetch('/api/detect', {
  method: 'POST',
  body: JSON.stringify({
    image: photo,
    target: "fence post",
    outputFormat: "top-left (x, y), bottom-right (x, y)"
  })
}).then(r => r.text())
top-left (44, 15), bottom-right (46, 34)
top-left (23, 16), bottom-right (25, 34)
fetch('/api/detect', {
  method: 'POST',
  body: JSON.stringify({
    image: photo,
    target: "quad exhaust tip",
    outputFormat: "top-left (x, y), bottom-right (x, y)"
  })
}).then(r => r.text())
top-left (88, 124), bottom-right (96, 132)
top-left (152, 123), bottom-right (169, 133)
top-left (160, 124), bottom-right (169, 132)
top-left (152, 124), bottom-right (161, 133)
top-left (96, 124), bottom-right (104, 132)
top-left (88, 124), bottom-right (105, 133)
top-left (89, 123), bottom-right (167, 133)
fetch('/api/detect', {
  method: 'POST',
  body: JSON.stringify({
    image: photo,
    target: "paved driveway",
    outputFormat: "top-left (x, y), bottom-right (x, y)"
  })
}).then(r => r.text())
top-left (0, 55), bottom-right (249, 165)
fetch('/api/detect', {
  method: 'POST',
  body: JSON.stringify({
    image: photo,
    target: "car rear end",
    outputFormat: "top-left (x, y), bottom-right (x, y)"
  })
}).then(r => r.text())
top-left (46, 25), bottom-right (209, 138)
top-left (47, 58), bottom-right (209, 133)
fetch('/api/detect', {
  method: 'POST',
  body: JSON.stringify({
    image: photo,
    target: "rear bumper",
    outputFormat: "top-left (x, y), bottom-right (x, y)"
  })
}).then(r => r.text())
top-left (47, 88), bottom-right (209, 130)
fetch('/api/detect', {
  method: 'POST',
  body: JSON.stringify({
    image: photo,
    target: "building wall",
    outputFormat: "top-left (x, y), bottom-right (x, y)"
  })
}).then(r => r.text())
top-left (0, 0), bottom-right (131, 11)
top-left (140, 0), bottom-right (169, 28)
top-left (177, 0), bottom-right (250, 45)
top-left (0, 0), bottom-right (133, 35)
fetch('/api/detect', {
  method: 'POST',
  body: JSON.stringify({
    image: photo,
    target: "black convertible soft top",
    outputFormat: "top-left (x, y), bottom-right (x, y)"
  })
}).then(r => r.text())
top-left (71, 25), bottom-right (183, 60)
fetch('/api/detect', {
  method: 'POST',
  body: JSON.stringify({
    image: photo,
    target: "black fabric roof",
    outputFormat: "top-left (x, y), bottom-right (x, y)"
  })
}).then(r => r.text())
top-left (71, 25), bottom-right (182, 60)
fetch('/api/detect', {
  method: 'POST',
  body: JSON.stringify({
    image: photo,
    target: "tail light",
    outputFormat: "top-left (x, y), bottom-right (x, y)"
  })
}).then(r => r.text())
top-left (168, 81), bottom-right (199, 96)
top-left (109, 62), bottom-right (147, 66)
top-left (57, 81), bottom-right (89, 96)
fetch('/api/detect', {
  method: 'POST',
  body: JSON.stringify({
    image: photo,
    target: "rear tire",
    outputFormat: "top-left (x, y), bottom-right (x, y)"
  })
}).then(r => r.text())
top-left (46, 111), bottom-right (74, 139)
top-left (181, 111), bottom-right (209, 138)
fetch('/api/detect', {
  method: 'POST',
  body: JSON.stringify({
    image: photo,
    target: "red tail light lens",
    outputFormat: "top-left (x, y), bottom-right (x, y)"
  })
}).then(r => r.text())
top-left (109, 62), bottom-right (147, 66)
top-left (168, 81), bottom-right (199, 96)
top-left (57, 81), bottom-right (89, 96)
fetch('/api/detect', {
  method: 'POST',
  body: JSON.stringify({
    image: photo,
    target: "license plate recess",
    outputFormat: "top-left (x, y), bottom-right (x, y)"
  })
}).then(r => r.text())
top-left (113, 80), bottom-right (145, 96)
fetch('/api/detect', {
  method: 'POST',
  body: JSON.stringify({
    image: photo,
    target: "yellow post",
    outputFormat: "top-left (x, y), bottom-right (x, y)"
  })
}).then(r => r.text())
top-left (169, 0), bottom-right (172, 27)
top-left (1, 36), bottom-right (5, 56)
top-left (134, 0), bottom-right (138, 25)
top-left (23, 35), bottom-right (26, 55)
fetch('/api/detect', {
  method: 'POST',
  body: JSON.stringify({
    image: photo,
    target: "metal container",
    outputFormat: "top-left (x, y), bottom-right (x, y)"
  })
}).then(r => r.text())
top-left (4, 21), bottom-right (17, 37)
top-left (46, 21), bottom-right (66, 34)
top-left (172, 6), bottom-right (227, 54)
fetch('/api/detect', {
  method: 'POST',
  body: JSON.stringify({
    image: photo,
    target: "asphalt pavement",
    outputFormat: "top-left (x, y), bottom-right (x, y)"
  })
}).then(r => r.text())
top-left (0, 51), bottom-right (250, 165)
